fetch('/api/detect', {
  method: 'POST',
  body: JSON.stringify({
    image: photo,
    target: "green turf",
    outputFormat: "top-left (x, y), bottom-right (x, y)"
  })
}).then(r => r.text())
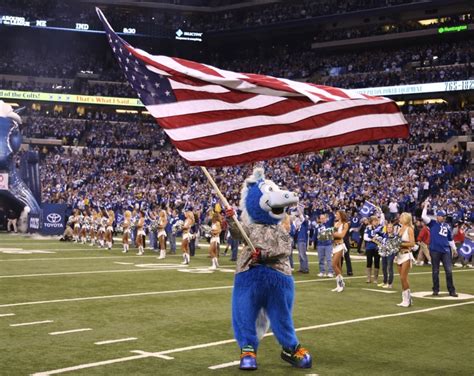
top-left (0, 233), bottom-right (473, 375)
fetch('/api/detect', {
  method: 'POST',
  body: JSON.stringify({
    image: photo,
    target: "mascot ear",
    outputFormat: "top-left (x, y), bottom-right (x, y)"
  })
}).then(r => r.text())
top-left (245, 167), bottom-right (265, 186)
top-left (252, 167), bottom-right (265, 181)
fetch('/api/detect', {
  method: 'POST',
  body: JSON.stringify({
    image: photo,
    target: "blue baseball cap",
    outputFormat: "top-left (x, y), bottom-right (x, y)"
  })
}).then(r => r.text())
top-left (436, 210), bottom-right (447, 217)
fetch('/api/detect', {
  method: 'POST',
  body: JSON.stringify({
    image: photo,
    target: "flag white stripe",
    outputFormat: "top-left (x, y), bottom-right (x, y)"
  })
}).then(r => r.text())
top-left (145, 65), bottom-right (171, 77)
top-left (280, 78), bottom-right (345, 101)
top-left (136, 50), bottom-right (303, 98)
top-left (169, 79), bottom-right (230, 93)
top-left (176, 113), bottom-right (405, 161)
top-left (166, 98), bottom-right (393, 141)
top-left (147, 95), bottom-right (287, 118)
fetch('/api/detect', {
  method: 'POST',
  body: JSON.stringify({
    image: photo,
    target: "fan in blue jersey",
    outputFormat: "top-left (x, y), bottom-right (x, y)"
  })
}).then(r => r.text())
top-left (422, 200), bottom-right (458, 297)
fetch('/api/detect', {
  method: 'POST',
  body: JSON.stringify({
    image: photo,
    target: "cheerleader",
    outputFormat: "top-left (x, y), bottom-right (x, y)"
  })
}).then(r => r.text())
top-left (81, 213), bottom-right (89, 244)
top-left (122, 210), bottom-right (132, 253)
top-left (136, 211), bottom-right (146, 255)
top-left (209, 212), bottom-right (222, 270)
top-left (157, 210), bottom-right (168, 259)
top-left (98, 212), bottom-right (107, 248)
top-left (89, 210), bottom-right (97, 246)
top-left (395, 212), bottom-right (416, 307)
top-left (105, 209), bottom-right (115, 250)
top-left (331, 210), bottom-right (349, 292)
top-left (181, 210), bottom-right (195, 265)
top-left (72, 209), bottom-right (81, 242)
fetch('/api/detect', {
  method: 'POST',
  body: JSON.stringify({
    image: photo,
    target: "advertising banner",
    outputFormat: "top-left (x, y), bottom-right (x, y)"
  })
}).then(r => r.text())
top-left (41, 203), bottom-right (67, 235)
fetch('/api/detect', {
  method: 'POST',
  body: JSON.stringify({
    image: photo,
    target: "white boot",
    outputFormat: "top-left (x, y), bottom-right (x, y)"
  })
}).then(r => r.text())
top-left (122, 244), bottom-right (128, 253)
top-left (210, 257), bottom-right (218, 270)
top-left (158, 250), bottom-right (166, 260)
top-left (181, 253), bottom-right (189, 264)
top-left (331, 275), bottom-right (344, 292)
top-left (137, 246), bottom-right (144, 255)
top-left (397, 289), bottom-right (411, 307)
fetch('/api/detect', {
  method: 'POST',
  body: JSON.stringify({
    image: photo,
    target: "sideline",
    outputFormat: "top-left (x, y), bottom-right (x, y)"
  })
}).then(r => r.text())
top-left (1, 269), bottom-right (472, 308)
top-left (32, 301), bottom-right (474, 375)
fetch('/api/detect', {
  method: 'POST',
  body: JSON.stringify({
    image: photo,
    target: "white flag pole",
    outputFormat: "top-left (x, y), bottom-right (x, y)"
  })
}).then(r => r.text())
top-left (200, 166), bottom-right (256, 253)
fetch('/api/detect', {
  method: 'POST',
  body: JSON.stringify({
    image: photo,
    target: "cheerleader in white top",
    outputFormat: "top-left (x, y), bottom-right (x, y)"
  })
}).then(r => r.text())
top-left (89, 210), bottom-right (97, 246)
top-left (97, 213), bottom-right (107, 248)
top-left (122, 210), bottom-right (131, 253)
top-left (80, 213), bottom-right (89, 244)
top-left (331, 210), bottom-right (349, 293)
top-left (181, 211), bottom-right (195, 265)
top-left (209, 212), bottom-right (222, 270)
top-left (157, 210), bottom-right (168, 259)
top-left (105, 209), bottom-right (115, 250)
top-left (136, 211), bottom-right (146, 255)
top-left (395, 212), bottom-right (416, 307)
top-left (72, 209), bottom-right (81, 242)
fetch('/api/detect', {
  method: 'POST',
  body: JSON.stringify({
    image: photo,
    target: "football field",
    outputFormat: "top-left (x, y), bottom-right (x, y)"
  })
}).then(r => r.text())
top-left (1, 233), bottom-right (473, 376)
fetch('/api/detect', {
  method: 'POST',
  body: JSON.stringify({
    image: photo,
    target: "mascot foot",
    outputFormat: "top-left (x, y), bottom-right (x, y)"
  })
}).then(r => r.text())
top-left (281, 344), bottom-right (312, 368)
top-left (239, 346), bottom-right (257, 370)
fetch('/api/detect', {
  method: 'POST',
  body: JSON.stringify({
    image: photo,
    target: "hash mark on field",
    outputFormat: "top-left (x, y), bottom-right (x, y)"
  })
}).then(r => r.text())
top-left (95, 337), bottom-right (137, 345)
top-left (0, 313), bottom-right (15, 317)
top-left (49, 328), bottom-right (92, 336)
top-left (114, 262), bottom-right (134, 265)
top-left (209, 360), bottom-right (240, 370)
top-left (10, 320), bottom-right (53, 327)
top-left (362, 288), bottom-right (397, 294)
top-left (131, 350), bottom-right (174, 360)
top-left (32, 301), bottom-right (474, 375)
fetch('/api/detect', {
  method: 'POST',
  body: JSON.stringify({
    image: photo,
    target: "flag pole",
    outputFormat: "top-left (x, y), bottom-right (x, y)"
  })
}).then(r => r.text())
top-left (200, 166), bottom-right (256, 252)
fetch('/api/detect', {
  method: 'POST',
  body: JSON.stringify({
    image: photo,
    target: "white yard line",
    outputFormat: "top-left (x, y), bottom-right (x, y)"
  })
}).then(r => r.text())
top-left (95, 337), bottom-right (137, 345)
top-left (113, 262), bottom-right (135, 265)
top-left (49, 328), bottom-right (92, 336)
top-left (362, 288), bottom-right (397, 294)
top-left (0, 268), bottom-right (177, 279)
top-left (0, 313), bottom-right (15, 317)
top-left (10, 320), bottom-right (53, 327)
top-left (1, 269), bottom-right (472, 308)
top-left (0, 286), bottom-right (232, 308)
top-left (33, 301), bottom-right (474, 375)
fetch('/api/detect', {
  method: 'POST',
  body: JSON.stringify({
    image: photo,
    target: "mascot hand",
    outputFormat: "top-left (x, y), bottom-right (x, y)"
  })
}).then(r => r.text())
top-left (0, 100), bottom-right (21, 124)
top-left (251, 248), bottom-right (262, 263)
top-left (225, 207), bottom-right (235, 218)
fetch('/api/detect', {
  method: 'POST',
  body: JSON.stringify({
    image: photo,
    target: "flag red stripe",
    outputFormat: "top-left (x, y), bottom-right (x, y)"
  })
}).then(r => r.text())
top-left (173, 88), bottom-right (257, 103)
top-left (154, 97), bottom-right (314, 128)
top-left (183, 125), bottom-right (409, 167)
top-left (167, 102), bottom-right (403, 151)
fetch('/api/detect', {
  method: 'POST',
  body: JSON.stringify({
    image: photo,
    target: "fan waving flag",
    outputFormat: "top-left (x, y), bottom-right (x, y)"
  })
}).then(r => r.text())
top-left (96, 8), bottom-right (409, 167)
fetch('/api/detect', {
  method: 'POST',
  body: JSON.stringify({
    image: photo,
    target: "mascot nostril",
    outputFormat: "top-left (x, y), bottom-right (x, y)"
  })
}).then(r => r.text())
top-left (228, 167), bottom-right (312, 370)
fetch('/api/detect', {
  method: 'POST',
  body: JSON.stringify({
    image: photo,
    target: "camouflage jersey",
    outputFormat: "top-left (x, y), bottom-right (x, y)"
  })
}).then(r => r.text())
top-left (229, 221), bottom-right (292, 276)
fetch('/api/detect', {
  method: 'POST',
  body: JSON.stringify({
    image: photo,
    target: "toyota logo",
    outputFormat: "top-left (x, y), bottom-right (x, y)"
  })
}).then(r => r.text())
top-left (46, 213), bottom-right (62, 223)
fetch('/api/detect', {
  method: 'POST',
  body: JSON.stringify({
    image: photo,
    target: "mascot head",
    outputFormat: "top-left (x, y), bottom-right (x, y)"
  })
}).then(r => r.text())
top-left (0, 101), bottom-right (22, 169)
top-left (240, 167), bottom-right (298, 225)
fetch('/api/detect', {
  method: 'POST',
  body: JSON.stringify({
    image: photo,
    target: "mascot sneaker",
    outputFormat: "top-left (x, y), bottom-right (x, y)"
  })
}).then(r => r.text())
top-left (281, 344), bottom-right (312, 368)
top-left (239, 346), bottom-right (257, 370)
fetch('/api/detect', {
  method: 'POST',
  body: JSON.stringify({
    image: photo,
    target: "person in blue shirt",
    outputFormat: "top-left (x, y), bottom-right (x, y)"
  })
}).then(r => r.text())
top-left (422, 200), bottom-right (458, 297)
top-left (168, 208), bottom-right (180, 254)
top-left (314, 213), bottom-right (334, 277)
top-left (295, 208), bottom-right (310, 274)
top-left (364, 211), bottom-right (385, 284)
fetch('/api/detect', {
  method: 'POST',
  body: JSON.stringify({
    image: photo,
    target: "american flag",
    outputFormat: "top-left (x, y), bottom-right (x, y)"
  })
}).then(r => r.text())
top-left (97, 8), bottom-right (409, 167)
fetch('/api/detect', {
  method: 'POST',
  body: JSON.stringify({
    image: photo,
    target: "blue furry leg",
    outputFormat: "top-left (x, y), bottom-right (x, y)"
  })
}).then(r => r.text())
top-left (232, 265), bottom-right (299, 351)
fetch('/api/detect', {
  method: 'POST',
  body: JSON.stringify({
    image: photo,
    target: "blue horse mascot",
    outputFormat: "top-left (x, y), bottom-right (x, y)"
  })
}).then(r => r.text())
top-left (0, 101), bottom-right (41, 219)
top-left (226, 167), bottom-right (312, 370)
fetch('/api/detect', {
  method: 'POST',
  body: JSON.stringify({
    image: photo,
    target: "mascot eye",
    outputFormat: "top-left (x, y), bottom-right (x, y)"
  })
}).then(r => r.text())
top-left (268, 187), bottom-right (273, 192)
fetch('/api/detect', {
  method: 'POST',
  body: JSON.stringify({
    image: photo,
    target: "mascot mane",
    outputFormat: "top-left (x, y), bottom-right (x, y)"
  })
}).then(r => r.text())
top-left (240, 167), bottom-right (298, 225)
